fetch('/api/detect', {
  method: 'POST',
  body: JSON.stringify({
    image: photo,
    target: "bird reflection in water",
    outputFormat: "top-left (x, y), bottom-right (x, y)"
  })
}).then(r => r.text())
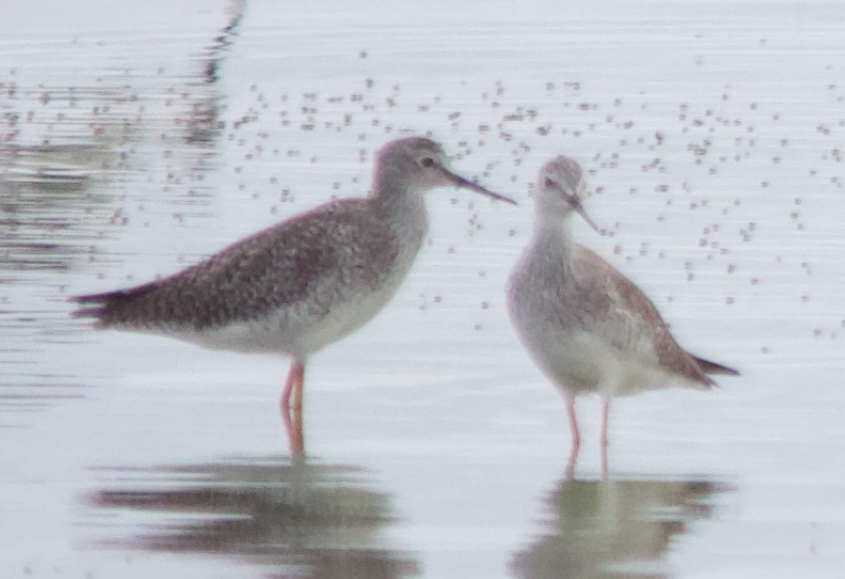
top-left (87, 455), bottom-right (418, 579)
top-left (511, 472), bottom-right (733, 579)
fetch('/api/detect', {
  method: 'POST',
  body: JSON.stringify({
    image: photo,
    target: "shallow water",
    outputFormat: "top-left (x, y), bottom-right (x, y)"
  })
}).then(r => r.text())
top-left (3, 0), bottom-right (845, 577)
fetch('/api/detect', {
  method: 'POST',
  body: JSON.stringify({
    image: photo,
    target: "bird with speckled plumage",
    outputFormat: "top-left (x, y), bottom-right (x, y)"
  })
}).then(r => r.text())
top-left (71, 137), bottom-right (516, 452)
top-left (507, 155), bottom-right (738, 471)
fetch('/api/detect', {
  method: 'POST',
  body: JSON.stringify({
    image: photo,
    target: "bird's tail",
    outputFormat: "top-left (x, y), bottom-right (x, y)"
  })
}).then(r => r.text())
top-left (68, 285), bottom-right (154, 326)
top-left (692, 355), bottom-right (740, 377)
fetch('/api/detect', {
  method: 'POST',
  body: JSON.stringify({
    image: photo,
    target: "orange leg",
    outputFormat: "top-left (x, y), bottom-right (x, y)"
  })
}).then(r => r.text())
top-left (282, 406), bottom-right (305, 456)
top-left (600, 398), bottom-right (610, 478)
top-left (281, 360), bottom-right (305, 412)
top-left (565, 393), bottom-right (581, 476)
top-left (280, 361), bottom-right (305, 455)
top-left (600, 398), bottom-right (610, 449)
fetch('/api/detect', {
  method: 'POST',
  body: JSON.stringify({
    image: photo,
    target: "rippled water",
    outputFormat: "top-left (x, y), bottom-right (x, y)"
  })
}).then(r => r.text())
top-left (3, 0), bottom-right (845, 577)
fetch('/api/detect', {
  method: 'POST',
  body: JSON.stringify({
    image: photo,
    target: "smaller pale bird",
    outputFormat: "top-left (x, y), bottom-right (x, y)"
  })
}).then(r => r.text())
top-left (71, 137), bottom-right (516, 451)
top-left (507, 155), bottom-right (738, 466)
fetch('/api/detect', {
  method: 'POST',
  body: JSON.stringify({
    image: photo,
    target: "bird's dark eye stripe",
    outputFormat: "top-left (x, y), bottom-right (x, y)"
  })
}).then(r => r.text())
top-left (421, 157), bottom-right (435, 167)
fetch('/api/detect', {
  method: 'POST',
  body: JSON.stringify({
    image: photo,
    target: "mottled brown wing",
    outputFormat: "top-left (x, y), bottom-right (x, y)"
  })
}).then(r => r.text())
top-left (570, 245), bottom-right (715, 386)
top-left (70, 200), bottom-right (369, 331)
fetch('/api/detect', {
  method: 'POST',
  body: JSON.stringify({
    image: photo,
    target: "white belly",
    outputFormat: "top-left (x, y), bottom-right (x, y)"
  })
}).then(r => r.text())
top-left (161, 260), bottom-right (410, 361)
top-left (530, 330), bottom-right (680, 397)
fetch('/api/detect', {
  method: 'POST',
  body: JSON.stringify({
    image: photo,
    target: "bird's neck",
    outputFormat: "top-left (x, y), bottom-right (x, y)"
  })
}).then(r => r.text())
top-left (371, 180), bottom-right (429, 242)
top-left (529, 211), bottom-right (576, 268)
top-left (533, 209), bottom-right (574, 245)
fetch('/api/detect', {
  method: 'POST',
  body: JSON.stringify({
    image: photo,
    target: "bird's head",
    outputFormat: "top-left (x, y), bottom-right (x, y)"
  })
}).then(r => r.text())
top-left (534, 155), bottom-right (600, 232)
top-left (374, 137), bottom-right (516, 205)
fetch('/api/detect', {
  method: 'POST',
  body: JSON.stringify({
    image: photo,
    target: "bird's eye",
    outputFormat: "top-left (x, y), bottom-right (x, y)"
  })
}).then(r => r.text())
top-left (421, 157), bottom-right (436, 168)
top-left (544, 177), bottom-right (555, 188)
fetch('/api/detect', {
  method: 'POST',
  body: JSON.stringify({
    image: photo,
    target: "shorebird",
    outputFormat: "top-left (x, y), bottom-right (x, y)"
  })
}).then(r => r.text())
top-left (71, 136), bottom-right (516, 451)
top-left (507, 155), bottom-right (738, 470)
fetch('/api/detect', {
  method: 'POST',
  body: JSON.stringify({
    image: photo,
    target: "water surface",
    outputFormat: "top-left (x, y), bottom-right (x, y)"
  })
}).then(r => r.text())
top-left (2, 0), bottom-right (845, 577)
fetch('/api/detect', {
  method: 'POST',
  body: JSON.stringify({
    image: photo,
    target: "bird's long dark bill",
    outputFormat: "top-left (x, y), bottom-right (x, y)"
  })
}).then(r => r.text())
top-left (571, 196), bottom-right (601, 233)
top-left (445, 170), bottom-right (518, 205)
